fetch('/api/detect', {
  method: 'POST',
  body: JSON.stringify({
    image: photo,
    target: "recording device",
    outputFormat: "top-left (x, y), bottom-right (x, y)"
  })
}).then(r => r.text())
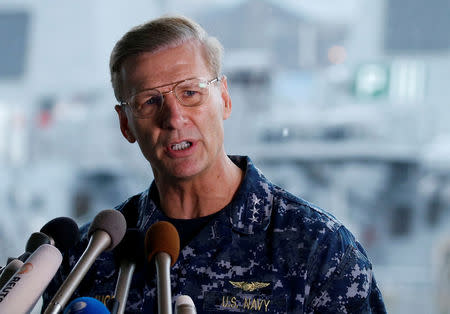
top-left (63, 296), bottom-right (110, 314)
top-left (113, 228), bottom-right (144, 314)
top-left (44, 209), bottom-right (127, 314)
top-left (0, 244), bottom-right (62, 314)
top-left (145, 221), bottom-right (180, 314)
top-left (26, 232), bottom-right (52, 253)
top-left (0, 259), bottom-right (23, 290)
top-left (175, 295), bottom-right (197, 314)
top-left (40, 216), bottom-right (80, 252)
top-left (17, 232), bottom-right (52, 261)
top-left (4, 233), bottom-right (46, 266)
top-left (16, 216), bottom-right (79, 262)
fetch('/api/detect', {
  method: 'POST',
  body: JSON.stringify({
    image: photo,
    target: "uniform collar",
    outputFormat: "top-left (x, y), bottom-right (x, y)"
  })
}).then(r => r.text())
top-left (225, 156), bottom-right (273, 235)
top-left (138, 156), bottom-right (274, 235)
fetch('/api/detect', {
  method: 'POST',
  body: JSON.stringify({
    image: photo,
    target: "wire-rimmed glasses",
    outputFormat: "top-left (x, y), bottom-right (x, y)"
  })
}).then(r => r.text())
top-left (120, 77), bottom-right (221, 118)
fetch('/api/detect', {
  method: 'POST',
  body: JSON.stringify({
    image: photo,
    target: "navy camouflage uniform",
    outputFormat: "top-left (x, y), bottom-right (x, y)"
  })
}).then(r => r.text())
top-left (42, 156), bottom-right (386, 313)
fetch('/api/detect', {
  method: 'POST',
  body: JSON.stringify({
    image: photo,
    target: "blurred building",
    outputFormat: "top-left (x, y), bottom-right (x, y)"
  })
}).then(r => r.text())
top-left (0, 0), bottom-right (449, 313)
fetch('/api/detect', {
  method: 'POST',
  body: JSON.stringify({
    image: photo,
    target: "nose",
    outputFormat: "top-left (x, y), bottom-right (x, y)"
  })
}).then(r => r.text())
top-left (158, 92), bottom-right (188, 129)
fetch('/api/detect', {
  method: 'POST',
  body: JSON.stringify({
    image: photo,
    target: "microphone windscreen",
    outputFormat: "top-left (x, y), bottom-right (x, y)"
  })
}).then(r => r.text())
top-left (114, 228), bottom-right (145, 263)
top-left (145, 221), bottom-right (180, 267)
top-left (88, 209), bottom-right (127, 251)
top-left (41, 217), bottom-right (80, 251)
top-left (63, 297), bottom-right (110, 314)
top-left (175, 295), bottom-right (197, 314)
top-left (25, 232), bottom-right (51, 253)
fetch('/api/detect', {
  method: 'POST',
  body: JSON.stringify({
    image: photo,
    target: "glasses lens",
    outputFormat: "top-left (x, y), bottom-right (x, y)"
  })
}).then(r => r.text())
top-left (131, 90), bottom-right (162, 117)
top-left (175, 79), bottom-right (209, 107)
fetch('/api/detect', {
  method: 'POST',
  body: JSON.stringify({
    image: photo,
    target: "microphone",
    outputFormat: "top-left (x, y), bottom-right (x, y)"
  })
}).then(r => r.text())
top-left (44, 209), bottom-right (127, 314)
top-left (0, 244), bottom-right (62, 314)
top-left (40, 217), bottom-right (80, 252)
top-left (175, 295), bottom-right (197, 314)
top-left (113, 228), bottom-right (144, 314)
top-left (16, 232), bottom-right (52, 262)
top-left (63, 297), bottom-right (110, 314)
top-left (145, 221), bottom-right (180, 314)
top-left (0, 259), bottom-right (23, 290)
top-left (26, 232), bottom-right (52, 252)
top-left (16, 217), bottom-right (79, 262)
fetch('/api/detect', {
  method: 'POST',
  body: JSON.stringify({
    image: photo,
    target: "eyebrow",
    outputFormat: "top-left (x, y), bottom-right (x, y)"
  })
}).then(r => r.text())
top-left (138, 76), bottom-right (207, 94)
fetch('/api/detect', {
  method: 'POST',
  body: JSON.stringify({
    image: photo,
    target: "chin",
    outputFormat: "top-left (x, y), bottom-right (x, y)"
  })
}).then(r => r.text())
top-left (164, 159), bottom-right (205, 180)
top-left (171, 166), bottom-right (203, 180)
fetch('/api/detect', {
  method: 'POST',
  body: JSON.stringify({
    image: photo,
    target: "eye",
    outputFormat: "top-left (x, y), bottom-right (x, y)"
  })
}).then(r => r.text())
top-left (144, 95), bottom-right (163, 106)
top-left (183, 90), bottom-right (198, 97)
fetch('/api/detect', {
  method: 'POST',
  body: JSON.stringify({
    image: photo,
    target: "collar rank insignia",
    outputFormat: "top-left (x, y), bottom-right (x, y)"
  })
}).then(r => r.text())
top-left (229, 281), bottom-right (270, 292)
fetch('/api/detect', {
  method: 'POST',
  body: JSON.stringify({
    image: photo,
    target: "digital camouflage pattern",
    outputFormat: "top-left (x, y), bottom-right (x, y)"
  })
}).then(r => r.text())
top-left (42, 156), bottom-right (386, 313)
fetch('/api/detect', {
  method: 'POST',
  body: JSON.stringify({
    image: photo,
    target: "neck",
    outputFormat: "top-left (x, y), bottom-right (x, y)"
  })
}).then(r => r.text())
top-left (155, 155), bottom-right (243, 219)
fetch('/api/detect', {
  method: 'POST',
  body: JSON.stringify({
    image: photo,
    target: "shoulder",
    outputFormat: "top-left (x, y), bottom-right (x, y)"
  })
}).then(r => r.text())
top-left (256, 179), bottom-right (386, 312)
top-left (230, 155), bottom-right (342, 235)
top-left (268, 182), bottom-right (344, 242)
top-left (269, 190), bottom-right (386, 313)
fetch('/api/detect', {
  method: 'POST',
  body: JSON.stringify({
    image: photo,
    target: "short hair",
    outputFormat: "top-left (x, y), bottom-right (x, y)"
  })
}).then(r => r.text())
top-left (110, 15), bottom-right (224, 102)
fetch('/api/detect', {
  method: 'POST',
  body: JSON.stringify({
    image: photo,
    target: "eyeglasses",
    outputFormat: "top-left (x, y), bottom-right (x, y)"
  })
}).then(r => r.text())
top-left (120, 77), bottom-right (221, 118)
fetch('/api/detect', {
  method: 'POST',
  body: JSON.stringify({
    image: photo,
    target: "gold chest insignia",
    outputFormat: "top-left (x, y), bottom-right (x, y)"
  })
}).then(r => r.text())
top-left (229, 281), bottom-right (270, 292)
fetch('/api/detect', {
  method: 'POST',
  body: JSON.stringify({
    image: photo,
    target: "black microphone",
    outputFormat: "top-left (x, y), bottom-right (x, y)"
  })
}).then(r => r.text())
top-left (145, 221), bottom-right (180, 314)
top-left (16, 232), bottom-right (52, 262)
top-left (44, 209), bottom-right (127, 314)
top-left (40, 216), bottom-right (80, 252)
top-left (0, 259), bottom-right (23, 290)
top-left (15, 217), bottom-right (79, 262)
top-left (112, 228), bottom-right (144, 314)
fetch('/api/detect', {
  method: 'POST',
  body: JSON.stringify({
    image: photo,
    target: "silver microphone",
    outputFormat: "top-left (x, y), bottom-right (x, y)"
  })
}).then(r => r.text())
top-left (44, 209), bottom-right (127, 314)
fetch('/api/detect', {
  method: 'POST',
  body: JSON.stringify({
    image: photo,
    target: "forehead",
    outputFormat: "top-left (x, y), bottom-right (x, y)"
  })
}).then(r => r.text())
top-left (120, 40), bottom-right (211, 95)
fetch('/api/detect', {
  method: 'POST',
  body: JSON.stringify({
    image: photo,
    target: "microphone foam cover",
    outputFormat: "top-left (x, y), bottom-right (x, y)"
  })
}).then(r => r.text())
top-left (175, 295), bottom-right (196, 314)
top-left (40, 217), bottom-right (80, 252)
top-left (114, 228), bottom-right (145, 263)
top-left (88, 209), bottom-right (127, 251)
top-left (25, 232), bottom-right (51, 253)
top-left (63, 297), bottom-right (110, 314)
top-left (176, 294), bottom-right (195, 307)
top-left (145, 221), bottom-right (180, 267)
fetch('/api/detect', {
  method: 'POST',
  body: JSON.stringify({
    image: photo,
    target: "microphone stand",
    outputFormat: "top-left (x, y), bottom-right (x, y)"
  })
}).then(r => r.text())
top-left (155, 252), bottom-right (172, 314)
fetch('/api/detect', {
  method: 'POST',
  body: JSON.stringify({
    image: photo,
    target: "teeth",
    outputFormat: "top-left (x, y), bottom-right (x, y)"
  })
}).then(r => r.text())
top-left (171, 141), bottom-right (191, 151)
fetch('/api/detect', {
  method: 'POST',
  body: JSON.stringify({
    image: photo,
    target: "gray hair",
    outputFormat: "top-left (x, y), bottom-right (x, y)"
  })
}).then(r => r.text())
top-left (110, 15), bottom-right (224, 102)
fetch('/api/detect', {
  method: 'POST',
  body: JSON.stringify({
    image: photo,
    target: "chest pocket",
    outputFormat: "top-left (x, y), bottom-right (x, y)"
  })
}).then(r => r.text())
top-left (200, 267), bottom-right (287, 313)
top-left (203, 283), bottom-right (287, 313)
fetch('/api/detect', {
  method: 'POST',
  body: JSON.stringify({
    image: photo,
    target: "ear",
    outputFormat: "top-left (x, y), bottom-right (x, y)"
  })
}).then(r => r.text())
top-left (220, 76), bottom-right (232, 120)
top-left (115, 105), bottom-right (136, 143)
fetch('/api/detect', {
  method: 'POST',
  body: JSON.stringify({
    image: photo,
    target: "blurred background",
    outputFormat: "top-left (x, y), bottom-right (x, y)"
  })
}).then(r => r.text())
top-left (0, 0), bottom-right (449, 313)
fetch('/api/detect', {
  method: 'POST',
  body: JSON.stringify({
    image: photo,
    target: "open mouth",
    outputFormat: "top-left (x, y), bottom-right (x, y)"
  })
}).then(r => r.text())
top-left (171, 141), bottom-right (192, 151)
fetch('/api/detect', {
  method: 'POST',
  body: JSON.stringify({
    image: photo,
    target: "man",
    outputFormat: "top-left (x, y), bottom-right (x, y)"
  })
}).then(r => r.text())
top-left (43, 16), bottom-right (386, 313)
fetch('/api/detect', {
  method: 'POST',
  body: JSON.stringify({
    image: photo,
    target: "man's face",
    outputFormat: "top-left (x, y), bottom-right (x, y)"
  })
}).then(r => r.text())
top-left (115, 40), bottom-right (232, 181)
